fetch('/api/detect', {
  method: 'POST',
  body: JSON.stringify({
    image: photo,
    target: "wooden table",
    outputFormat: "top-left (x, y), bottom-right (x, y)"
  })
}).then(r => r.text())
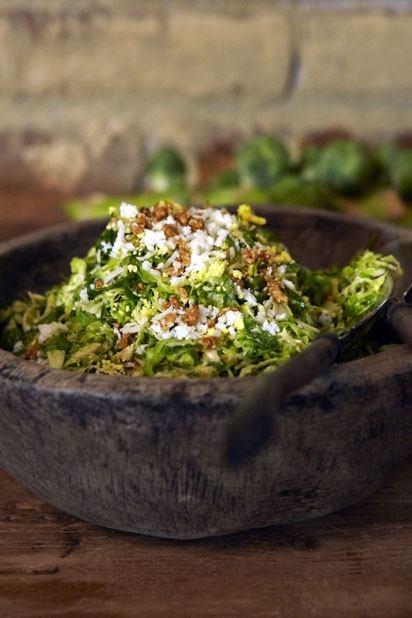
top-left (0, 198), bottom-right (411, 617)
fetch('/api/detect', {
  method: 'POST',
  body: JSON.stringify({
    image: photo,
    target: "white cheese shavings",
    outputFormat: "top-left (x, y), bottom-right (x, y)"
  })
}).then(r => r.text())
top-left (104, 267), bottom-right (125, 284)
top-left (261, 320), bottom-right (280, 336)
top-left (79, 288), bottom-right (89, 302)
top-left (111, 220), bottom-right (126, 257)
top-left (119, 202), bottom-right (138, 219)
top-left (38, 322), bottom-right (68, 344)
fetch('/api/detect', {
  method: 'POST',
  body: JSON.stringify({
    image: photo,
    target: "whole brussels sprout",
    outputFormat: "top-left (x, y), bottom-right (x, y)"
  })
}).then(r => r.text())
top-left (238, 187), bottom-right (274, 205)
top-left (303, 140), bottom-right (376, 195)
top-left (205, 169), bottom-right (240, 190)
top-left (376, 143), bottom-right (412, 199)
top-left (389, 149), bottom-right (412, 200)
top-left (391, 150), bottom-right (412, 198)
top-left (269, 175), bottom-right (336, 210)
top-left (198, 169), bottom-right (240, 206)
top-left (299, 144), bottom-right (322, 170)
top-left (374, 142), bottom-right (397, 176)
top-left (145, 146), bottom-right (187, 192)
top-left (235, 136), bottom-right (290, 188)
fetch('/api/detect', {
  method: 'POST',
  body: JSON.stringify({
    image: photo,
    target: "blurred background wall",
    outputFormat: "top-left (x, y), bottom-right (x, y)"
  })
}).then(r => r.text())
top-left (0, 0), bottom-right (412, 237)
top-left (0, 0), bottom-right (411, 199)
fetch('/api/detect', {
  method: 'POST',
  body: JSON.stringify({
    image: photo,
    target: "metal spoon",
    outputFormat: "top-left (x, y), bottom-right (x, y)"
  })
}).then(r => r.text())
top-left (225, 241), bottom-right (412, 467)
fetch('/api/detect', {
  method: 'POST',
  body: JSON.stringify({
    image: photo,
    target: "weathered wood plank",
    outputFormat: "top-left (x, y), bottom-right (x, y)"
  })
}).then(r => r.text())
top-left (0, 463), bottom-right (411, 618)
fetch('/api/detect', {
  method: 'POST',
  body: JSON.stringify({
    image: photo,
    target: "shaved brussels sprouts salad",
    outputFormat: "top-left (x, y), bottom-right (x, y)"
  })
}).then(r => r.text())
top-left (0, 202), bottom-right (400, 377)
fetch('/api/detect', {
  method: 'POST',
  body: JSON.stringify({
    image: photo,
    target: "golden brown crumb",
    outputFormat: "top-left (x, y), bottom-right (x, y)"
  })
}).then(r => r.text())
top-left (169, 296), bottom-right (181, 309)
top-left (153, 204), bottom-right (168, 221)
top-left (118, 333), bottom-right (131, 350)
top-left (175, 264), bottom-right (186, 276)
top-left (163, 266), bottom-right (175, 276)
top-left (26, 343), bottom-right (39, 360)
top-left (183, 305), bottom-right (200, 326)
top-left (95, 279), bottom-right (104, 289)
top-left (162, 296), bottom-right (181, 310)
top-left (242, 248), bottom-right (257, 264)
top-left (163, 223), bottom-right (179, 238)
top-left (161, 312), bottom-right (177, 328)
top-left (257, 249), bottom-right (274, 264)
top-left (266, 279), bottom-right (288, 304)
top-left (188, 217), bottom-right (204, 231)
top-left (220, 306), bottom-right (238, 315)
top-left (178, 243), bottom-right (191, 266)
top-left (136, 211), bottom-right (148, 227)
top-left (175, 211), bottom-right (189, 226)
top-left (178, 286), bottom-right (188, 300)
top-left (164, 263), bottom-right (185, 277)
top-left (200, 336), bottom-right (219, 349)
top-left (131, 222), bottom-right (144, 236)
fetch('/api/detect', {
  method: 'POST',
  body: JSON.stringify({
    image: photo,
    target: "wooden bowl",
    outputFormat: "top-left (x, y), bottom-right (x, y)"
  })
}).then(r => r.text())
top-left (1, 206), bottom-right (412, 539)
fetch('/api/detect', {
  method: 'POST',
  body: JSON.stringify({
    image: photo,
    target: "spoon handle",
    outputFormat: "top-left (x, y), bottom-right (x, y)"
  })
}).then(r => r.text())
top-left (387, 301), bottom-right (412, 349)
top-left (224, 334), bottom-right (342, 467)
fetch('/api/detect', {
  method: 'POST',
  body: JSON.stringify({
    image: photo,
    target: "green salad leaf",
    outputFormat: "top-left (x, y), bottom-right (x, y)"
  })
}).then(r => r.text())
top-left (0, 202), bottom-right (400, 377)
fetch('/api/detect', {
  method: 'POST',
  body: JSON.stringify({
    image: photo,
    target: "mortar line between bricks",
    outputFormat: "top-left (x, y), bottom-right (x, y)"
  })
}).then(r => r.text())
top-left (279, 3), bottom-right (301, 102)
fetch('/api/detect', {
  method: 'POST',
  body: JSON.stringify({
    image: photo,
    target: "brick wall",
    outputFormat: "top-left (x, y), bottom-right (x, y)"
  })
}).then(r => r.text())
top-left (0, 0), bottom-right (411, 194)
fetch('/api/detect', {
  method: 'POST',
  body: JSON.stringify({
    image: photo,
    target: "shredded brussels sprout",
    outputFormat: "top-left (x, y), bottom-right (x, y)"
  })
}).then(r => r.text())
top-left (0, 202), bottom-right (400, 377)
